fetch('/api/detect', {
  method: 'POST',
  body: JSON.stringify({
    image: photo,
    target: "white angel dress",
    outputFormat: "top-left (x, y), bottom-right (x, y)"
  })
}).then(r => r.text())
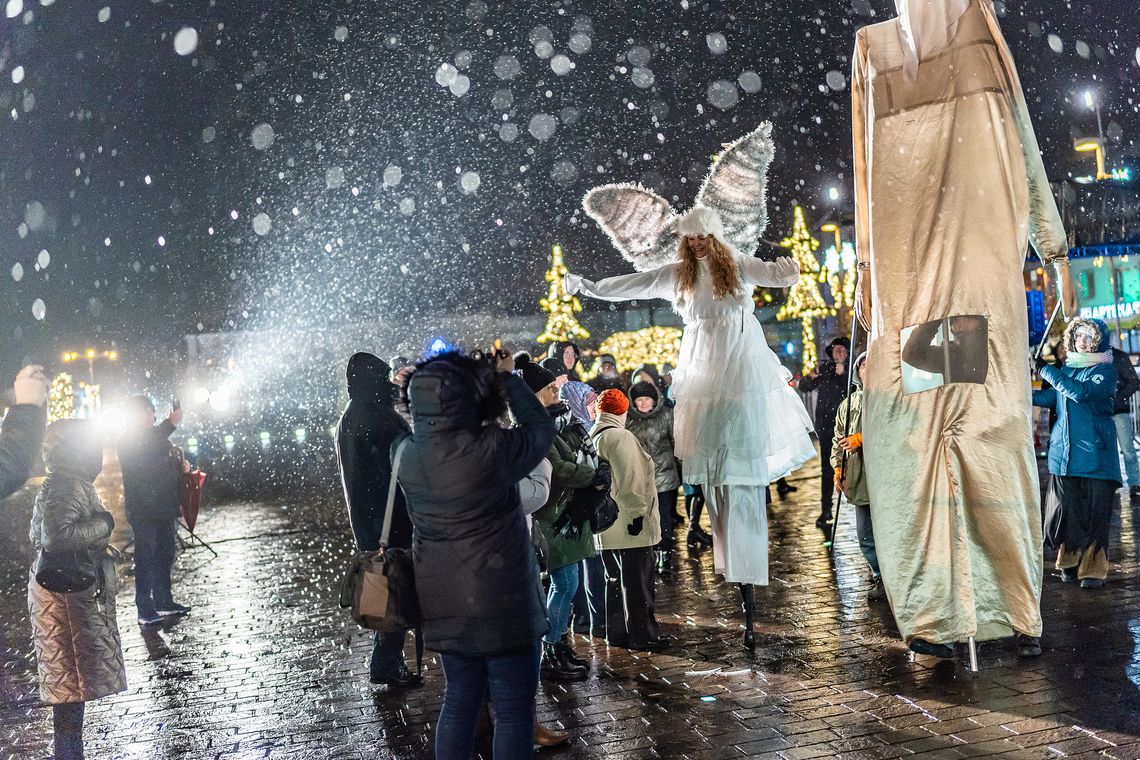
top-left (568, 248), bottom-right (815, 585)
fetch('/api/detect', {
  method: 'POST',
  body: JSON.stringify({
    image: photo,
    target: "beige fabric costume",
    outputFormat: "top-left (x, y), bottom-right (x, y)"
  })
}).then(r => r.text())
top-left (851, 0), bottom-right (1070, 645)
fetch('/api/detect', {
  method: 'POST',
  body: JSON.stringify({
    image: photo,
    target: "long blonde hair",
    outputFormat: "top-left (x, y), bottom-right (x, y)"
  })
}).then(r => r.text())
top-left (675, 236), bottom-right (740, 301)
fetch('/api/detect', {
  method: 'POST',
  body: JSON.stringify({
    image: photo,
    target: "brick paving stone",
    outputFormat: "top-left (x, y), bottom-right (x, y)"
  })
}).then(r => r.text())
top-left (2, 453), bottom-right (1140, 758)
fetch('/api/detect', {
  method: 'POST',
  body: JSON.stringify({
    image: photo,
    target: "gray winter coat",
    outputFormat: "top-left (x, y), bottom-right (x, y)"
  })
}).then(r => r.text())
top-left (27, 421), bottom-right (126, 705)
top-left (625, 387), bottom-right (680, 492)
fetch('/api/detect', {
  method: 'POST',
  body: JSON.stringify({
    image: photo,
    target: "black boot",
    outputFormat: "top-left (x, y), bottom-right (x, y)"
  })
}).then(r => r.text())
top-left (776, 478), bottom-right (797, 498)
top-left (740, 584), bottom-right (756, 650)
top-left (815, 505), bottom-right (833, 528)
top-left (541, 641), bottom-right (587, 681)
top-left (557, 633), bottom-right (588, 669)
top-left (655, 549), bottom-right (673, 575)
top-left (687, 526), bottom-right (713, 548)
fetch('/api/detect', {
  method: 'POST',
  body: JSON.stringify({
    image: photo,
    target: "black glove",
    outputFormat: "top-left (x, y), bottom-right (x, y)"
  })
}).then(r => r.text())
top-left (627, 516), bottom-right (644, 536)
top-left (1033, 354), bottom-right (1048, 372)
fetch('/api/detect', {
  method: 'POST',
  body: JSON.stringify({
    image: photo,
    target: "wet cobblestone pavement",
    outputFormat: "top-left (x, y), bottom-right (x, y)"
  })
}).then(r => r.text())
top-left (4, 453), bottom-right (1140, 759)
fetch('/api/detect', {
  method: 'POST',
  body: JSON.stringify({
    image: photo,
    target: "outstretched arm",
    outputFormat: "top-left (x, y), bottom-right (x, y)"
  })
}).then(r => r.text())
top-left (738, 255), bottom-right (798, 288)
top-left (566, 266), bottom-right (675, 303)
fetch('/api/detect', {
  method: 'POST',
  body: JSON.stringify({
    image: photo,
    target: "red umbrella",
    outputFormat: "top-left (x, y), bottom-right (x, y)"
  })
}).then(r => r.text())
top-left (179, 469), bottom-right (207, 532)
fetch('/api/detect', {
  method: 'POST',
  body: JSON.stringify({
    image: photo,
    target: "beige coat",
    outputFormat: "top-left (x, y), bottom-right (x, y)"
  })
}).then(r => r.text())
top-left (590, 413), bottom-right (661, 550)
top-left (852, 0), bottom-right (1064, 644)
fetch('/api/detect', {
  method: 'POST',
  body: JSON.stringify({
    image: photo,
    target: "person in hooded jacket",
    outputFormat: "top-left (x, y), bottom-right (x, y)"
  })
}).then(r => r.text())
top-left (28, 420), bottom-right (126, 760)
top-left (396, 350), bottom-right (556, 760)
top-left (626, 381), bottom-right (680, 574)
top-left (591, 389), bottom-right (664, 651)
top-left (2, 364), bottom-right (49, 502)
top-left (1034, 318), bottom-right (1121, 594)
top-left (830, 353), bottom-right (885, 604)
top-left (334, 352), bottom-right (420, 689)
top-left (588, 354), bottom-right (626, 395)
top-left (546, 341), bottom-right (583, 382)
top-left (798, 336), bottom-right (851, 527)
top-left (521, 357), bottom-right (598, 681)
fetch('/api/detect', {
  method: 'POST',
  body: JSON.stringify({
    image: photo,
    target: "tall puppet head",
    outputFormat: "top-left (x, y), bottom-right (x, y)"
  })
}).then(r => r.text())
top-left (894, 0), bottom-right (972, 80)
top-left (582, 122), bottom-right (775, 273)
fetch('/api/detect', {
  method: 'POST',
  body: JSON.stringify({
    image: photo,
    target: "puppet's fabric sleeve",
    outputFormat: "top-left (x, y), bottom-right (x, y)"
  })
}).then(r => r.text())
top-left (566, 265), bottom-right (675, 303)
top-left (851, 30), bottom-right (875, 330)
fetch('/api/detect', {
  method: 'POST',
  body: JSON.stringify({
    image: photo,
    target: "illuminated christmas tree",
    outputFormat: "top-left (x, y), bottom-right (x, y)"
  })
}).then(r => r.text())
top-left (537, 244), bottom-right (591, 344)
top-left (48, 373), bottom-right (76, 423)
top-left (589, 326), bottom-right (683, 377)
top-left (776, 206), bottom-right (834, 373)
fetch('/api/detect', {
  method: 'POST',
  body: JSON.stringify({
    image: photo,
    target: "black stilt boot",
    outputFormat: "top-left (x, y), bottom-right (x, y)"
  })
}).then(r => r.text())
top-left (740, 584), bottom-right (756, 650)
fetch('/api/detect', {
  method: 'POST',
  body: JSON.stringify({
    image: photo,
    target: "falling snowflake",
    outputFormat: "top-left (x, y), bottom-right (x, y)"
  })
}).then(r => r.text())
top-left (251, 123), bottom-right (275, 150)
top-left (173, 27), bottom-right (199, 56)
top-left (252, 213), bottom-right (272, 236)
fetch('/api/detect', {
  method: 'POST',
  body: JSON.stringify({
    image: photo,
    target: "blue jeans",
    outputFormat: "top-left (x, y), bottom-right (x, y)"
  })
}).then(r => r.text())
top-left (436, 642), bottom-right (540, 760)
top-left (855, 504), bottom-right (880, 577)
top-left (544, 563), bottom-right (579, 644)
top-left (370, 628), bottom-right (407, 681)
top-left (1114, 413), bottom-right (1140, 486)
top-left (130, 518), bottom-right (177, 613)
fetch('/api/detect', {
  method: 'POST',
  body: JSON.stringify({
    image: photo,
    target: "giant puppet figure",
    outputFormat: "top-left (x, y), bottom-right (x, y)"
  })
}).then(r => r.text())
top-left (565, 123), bottom-right (816, 647)
top-left (851, 0), bottom-right (1078, 658)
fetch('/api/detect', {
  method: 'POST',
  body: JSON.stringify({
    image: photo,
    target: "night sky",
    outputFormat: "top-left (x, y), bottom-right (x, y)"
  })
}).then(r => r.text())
top-left (2, 0), bottom-right (1137, 375)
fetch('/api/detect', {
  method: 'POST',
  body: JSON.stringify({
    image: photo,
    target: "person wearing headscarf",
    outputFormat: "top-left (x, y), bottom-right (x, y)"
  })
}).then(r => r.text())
top-left (335, 352), bottom-right (420, 689)
top-left (590, 389), bottom-right (664, 651)
top-left (568, 205), bottom-right (815, 648)
top-left (1034, 319), bottom-right (1120, 596)
top-left (851, 0), bottom-right (1078, 660)
top-left (558, 380), bottom-right (607, 638)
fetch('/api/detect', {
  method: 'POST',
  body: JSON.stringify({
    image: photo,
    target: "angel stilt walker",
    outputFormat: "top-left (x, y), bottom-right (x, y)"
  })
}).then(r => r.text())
top-left (566, 123), bottom-right (817, 647)
top-left (851, 0), bottom-right (1077, 659)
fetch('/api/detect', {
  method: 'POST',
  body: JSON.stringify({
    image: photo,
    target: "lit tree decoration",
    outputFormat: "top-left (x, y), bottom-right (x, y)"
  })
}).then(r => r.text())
top-left (588, 326), bottom-right (683, 377)
top-left (537, 244), bottom-right (591, 344)
top-left (48, 373), bottom-right (76, 423)
top-left (776, 206), bottom-right (834, 374)
top-left (822, 240), bottom-right (858, 332)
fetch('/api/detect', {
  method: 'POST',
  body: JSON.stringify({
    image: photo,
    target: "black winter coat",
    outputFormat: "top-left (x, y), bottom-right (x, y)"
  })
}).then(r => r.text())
top-left (336, 391), bottom-right (412, 551)
top-left (798, 361), bottom-right (850, 433)
top-left (398, 373), bottom-right (556, 656)
top-left (117, 420), bottom-right (181, 524)
top-left (1111, 348), bottom-right (1140, 415)
top-left (1, 403), bottom-right (46, 501)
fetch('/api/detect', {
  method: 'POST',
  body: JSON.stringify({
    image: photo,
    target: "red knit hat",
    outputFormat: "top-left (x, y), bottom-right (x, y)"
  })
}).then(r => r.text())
top-left (597, 388), bottom-right (629, 416)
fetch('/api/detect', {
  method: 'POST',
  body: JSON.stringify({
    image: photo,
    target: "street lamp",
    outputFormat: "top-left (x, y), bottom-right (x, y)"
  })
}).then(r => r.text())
top-left (820, 223), bottom-right (842, 255)
top-left (1074, 137), bottom-right (1109, 181)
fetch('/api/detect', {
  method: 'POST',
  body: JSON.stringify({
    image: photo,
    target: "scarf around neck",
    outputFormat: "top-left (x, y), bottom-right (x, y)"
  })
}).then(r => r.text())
top-left (1065, 351), bottom-right (1112, 369)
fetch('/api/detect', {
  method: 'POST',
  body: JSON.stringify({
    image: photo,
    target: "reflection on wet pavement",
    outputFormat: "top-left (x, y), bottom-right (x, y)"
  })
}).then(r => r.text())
top-left (3, 453), bottom-right (1140, 758)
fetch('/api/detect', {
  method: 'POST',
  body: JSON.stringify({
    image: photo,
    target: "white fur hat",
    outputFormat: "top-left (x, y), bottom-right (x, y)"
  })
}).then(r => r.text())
top-left (676, 205), bottom-right (727, 240)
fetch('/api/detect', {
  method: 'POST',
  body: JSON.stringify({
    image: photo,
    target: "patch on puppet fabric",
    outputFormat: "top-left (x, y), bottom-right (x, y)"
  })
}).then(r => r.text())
top-left (900, 315), bottom-right (988, 394)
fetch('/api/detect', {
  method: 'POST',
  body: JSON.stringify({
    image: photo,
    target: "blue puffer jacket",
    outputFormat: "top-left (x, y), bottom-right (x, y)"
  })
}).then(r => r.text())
top-left (1033, 346), bottom-right (1121, 483)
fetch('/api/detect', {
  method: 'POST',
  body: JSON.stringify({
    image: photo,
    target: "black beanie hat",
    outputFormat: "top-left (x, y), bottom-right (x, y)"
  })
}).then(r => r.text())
top-left (539, 356), bottom-right (569, 378)
top-left (629, 381), bottom-right (658, 402)
top-left (516, 353), bottom-right (556, 393)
